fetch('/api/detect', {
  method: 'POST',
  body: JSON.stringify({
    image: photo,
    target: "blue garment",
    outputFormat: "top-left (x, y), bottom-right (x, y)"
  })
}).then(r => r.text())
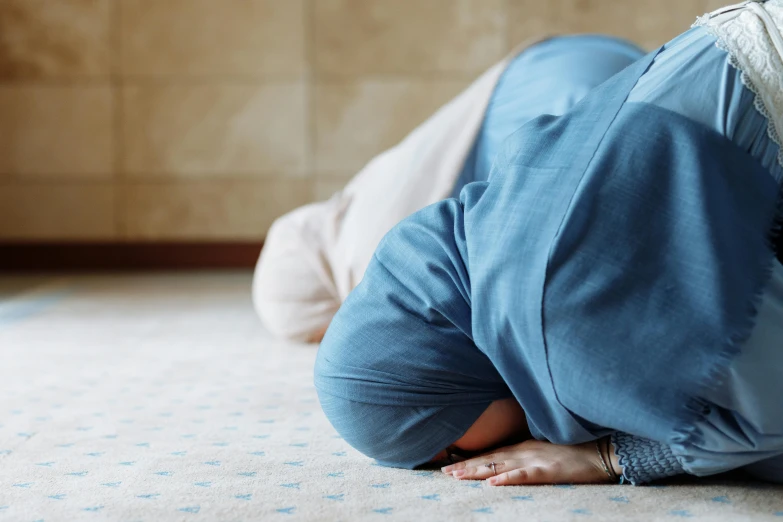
top-left (315, 31), bottom-right (783, 477)
top-left (314, 37), bottom-right (647, 469)
top-left (610, 26), bottom-right (783, 484)
top-left (611, 433), bottom-right (684, 485)
top-left (628, 27), bottom-right (782, 183)
top-left (451, 36), bottom-right (645, 196)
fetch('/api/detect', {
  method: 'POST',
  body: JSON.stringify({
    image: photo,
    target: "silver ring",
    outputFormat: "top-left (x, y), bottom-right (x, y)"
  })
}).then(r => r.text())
top-left (486, 462), bottom-right (497, 476)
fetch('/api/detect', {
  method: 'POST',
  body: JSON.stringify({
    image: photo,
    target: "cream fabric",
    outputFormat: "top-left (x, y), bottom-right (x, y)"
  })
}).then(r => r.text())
top-left (252, 199), bottom-right (343, 341)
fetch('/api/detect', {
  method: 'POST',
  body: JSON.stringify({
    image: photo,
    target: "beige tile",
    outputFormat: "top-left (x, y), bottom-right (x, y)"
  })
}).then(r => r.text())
top-left (120, 0), bottom-right (306, 77)
top-left (701, 0), bottom-right (728, 13)
top-left (313, 178), bottom-right (348, 201)
top-left (0, 183), bottom-right (115, 239)
top-left (121, 83), bottom-right (307, 178)
top-left (0, 86), bottom-right (113, 177)
top-left (122, 180), bottom-right (312, 240)
top-left (0, 0), bottom-right (111, 80)
top-left (314, 0), bottom-right (506, 76)
top-left (315, 79), bottom-right (467, 174)
top-left (507, 0), bottom-right (706, 51)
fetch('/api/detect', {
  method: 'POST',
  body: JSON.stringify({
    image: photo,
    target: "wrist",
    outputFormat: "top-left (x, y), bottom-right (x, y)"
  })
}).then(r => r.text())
top-left (598, 437), bottom-right (622, 483)
top-left (582, 439), bottom-right (615, 483)
top-left (607, 439), bottom-right (623, 478)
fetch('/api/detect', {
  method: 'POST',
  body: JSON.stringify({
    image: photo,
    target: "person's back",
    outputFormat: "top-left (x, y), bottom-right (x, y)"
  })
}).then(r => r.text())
top-left (253, 36), bottom-right (645, 342)
top-left (314, 0), bottom-right (783, 486)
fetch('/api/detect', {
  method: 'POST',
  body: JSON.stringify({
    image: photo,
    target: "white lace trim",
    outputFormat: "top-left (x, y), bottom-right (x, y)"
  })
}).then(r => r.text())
top-left (694, 0), bottom-right (783, 172)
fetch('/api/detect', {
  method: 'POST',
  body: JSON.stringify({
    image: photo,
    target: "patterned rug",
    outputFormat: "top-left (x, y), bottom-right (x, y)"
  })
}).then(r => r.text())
top-left (1, 273), bottom-right (781, 521)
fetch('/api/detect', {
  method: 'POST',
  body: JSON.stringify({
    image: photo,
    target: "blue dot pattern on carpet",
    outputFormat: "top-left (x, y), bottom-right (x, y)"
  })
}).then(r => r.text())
top-left (1, 274), bottom-right (782, 520)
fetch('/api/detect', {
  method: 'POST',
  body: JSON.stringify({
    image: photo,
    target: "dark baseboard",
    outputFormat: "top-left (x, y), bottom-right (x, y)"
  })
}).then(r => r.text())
top-left (0, 242), bottom-right (264, 271)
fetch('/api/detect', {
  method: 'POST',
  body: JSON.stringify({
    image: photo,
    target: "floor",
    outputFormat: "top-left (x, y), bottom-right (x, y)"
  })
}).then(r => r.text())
top-left (1, 273), bottom-right (781, 521)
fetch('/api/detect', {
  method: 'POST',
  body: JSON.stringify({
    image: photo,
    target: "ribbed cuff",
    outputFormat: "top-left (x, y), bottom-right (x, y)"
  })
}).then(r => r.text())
top-left (611, 432), bottom-right (684, 485)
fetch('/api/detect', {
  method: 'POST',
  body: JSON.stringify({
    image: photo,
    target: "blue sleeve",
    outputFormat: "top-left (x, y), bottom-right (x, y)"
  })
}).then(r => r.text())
top-left (612, 432), bottom-right (783, 485)
top-left (611, 432), bottom-right (684, 485)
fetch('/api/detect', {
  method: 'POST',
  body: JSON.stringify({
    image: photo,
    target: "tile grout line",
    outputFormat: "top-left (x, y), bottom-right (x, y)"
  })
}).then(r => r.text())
top-left (0, 176), bottom-right (315, 186)
top-left (306, 0), bottom-right (319, 200)
top-left (0, 73), bottom-right (479, 86)
top-left (110, 0), bottom-right (125, 240)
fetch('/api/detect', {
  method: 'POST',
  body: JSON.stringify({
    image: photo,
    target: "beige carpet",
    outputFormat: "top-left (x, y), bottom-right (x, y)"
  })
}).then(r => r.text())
top-left (1, 273), bottom-right (781, 521)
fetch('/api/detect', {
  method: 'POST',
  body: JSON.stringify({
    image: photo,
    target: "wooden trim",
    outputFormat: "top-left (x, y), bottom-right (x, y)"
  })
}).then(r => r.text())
top-left (0, 242), bottom-right (263, 271)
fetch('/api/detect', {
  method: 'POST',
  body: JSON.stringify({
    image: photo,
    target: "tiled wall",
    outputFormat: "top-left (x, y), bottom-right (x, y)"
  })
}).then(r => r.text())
top-left (0, 0), bottom-right (718, 241)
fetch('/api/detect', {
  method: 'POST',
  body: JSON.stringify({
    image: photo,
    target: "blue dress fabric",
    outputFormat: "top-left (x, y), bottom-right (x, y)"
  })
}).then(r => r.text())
top-left (315, 36), bottom-right (645, 469)
top-left (611, 433), bottom-right (684, 485)
top-left (627, 27), bottom-right (782, 183)
top-left (611, 26), bottom-right (783, 484)
top-left (315, 27), bottom-right (783, 482)
top-left (451, 35), bottom-right (646, 196)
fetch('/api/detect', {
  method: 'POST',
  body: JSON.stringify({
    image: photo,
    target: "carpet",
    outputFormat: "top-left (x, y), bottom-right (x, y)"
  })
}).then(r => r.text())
top-left (1, 273), bottom-right (781, 521)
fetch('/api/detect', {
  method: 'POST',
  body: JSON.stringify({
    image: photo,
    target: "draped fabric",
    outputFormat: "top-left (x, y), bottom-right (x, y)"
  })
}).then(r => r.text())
top-left (253, 36), bottom-right (644, 341)
top-left (315, 46), bottom-right (782, 470)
